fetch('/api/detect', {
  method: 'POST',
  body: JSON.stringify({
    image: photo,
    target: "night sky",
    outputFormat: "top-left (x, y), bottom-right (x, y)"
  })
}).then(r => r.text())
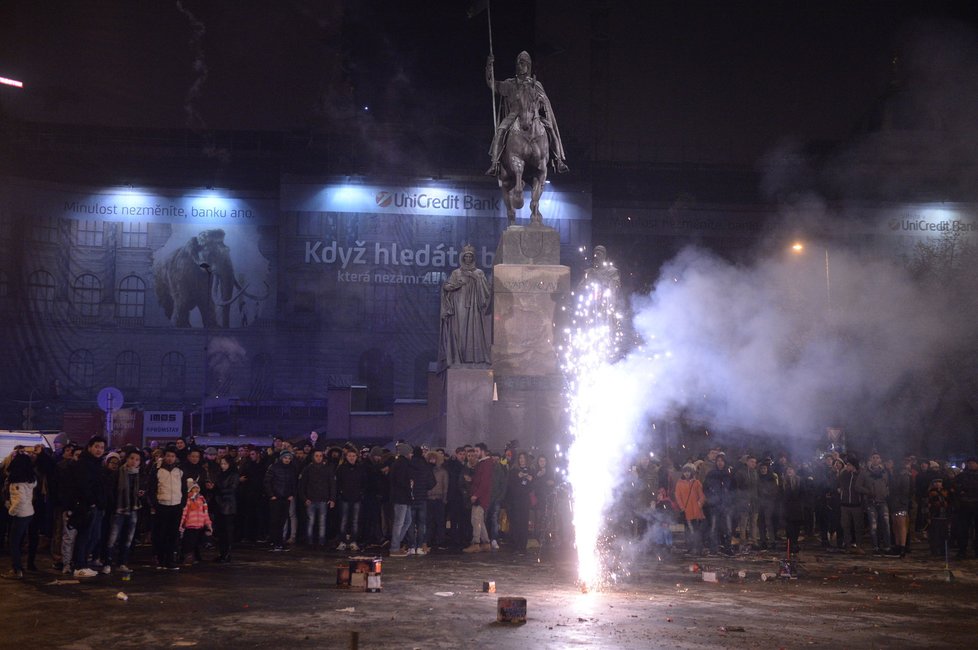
top-left (3, 1), bottom-right (978, 167)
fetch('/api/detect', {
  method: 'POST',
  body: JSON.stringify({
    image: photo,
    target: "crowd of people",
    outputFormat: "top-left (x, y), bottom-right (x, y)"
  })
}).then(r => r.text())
top-left (0, 434), bottom-right (561, 579)
top-left (4, 434), bottom-right (978, 582)
top-left (632, 446), bottom-right (978, 562)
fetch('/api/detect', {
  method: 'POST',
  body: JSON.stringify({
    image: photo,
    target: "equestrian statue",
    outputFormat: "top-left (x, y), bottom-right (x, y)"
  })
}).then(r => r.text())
top-left (485, 51), bottom-right (568, 226)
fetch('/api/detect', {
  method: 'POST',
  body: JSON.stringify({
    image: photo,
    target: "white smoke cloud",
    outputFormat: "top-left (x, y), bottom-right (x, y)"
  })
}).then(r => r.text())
top-left (626, 236), bottom-right (970, 443)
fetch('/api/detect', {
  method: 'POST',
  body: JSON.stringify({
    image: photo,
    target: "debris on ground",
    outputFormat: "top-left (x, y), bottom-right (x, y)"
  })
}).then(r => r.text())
top-left (434, 592), bottom-right (454, 597)
top-left (334, 607), bottom-right (356, 613)
top-left (46, 579), bottom-right (80, 585)
top-left (116, 592), bottom-right (129, 601)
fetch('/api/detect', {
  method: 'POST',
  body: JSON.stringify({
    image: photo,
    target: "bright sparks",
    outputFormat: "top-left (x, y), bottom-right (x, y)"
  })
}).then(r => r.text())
top-left (0, 76), bottom-right (25, 89)
top-left (562, 278), bottom-right (629, 591)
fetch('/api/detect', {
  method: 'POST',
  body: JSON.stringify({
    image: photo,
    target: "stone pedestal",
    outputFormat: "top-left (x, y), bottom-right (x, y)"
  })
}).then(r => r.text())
top-left (494, 224), bottom-right (561, 266)
top-left (444, 367), bottom-right (494, 452)
top-left (489, 225), bottom-right (570, 452)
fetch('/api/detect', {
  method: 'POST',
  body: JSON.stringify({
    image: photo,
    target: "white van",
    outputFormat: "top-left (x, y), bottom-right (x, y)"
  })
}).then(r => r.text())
top-left (0, 430), bottom-right (56, 461)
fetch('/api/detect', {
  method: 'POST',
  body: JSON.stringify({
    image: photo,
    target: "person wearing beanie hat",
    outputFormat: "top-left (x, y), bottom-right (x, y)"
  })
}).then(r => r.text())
top-left (395, 442), bottom-right (412, 457)
top-left (675, 463), bottom-right (706, 555)
top-left (264, 447), bottom-right (298, 551)
top-left (179, 479), bottom-right (212, 566)
top-left (103, 451), bottom-right (121, 466)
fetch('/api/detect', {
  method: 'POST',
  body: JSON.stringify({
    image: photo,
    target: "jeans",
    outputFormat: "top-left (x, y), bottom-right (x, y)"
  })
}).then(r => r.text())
top-left (865, 501), bottom-right (891, 550)
top-left (287, 499), bottom-right (297, 544)
top-left (707, 506), bottom-right (732, 552)
top-left (391, 503), bottom-right (412, 550)
top-left (9, 516), bottom-right (32, 572)
top-left (306, 501), bottom-right (328, 544)
top-left (407, 502), bottom-right (427, 549)
top-left (488, 501), bottom-right (502, 542)
top-left (74, 509), bottom-right (104, 569)
top-left (339, 501), bottom-right (361, 543)
top-left (757, 501), bottom-right (777, 545)
top-left (840, 505), bottom-right (863, 546)
top-left (61, 511), bottom-right (78, 570)
top-left (471, 504), bottom-right (489, 544)
top-left (106, 511), bottom-right (139, 566)
top-left (426, 499), bottom-right (446, 547)
top-left (684, 518), bottom-right (704, 554)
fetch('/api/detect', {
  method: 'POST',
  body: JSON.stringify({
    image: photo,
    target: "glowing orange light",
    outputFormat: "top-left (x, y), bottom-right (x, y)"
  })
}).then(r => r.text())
top-left (791, 242), bottom-right (804, 253)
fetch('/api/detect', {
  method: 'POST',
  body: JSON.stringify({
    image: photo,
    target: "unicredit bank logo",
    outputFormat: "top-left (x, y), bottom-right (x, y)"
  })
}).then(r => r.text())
top-left (375, 191), bottom-right (393, 208)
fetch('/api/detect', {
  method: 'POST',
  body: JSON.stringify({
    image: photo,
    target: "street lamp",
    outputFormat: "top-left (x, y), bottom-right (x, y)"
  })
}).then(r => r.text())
top-left (790, 241), bottom-right (831, 309)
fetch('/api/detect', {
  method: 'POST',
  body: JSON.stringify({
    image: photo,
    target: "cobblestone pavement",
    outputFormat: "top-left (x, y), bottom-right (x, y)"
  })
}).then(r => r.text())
top-left (1, 537), bottom-right (977, 648)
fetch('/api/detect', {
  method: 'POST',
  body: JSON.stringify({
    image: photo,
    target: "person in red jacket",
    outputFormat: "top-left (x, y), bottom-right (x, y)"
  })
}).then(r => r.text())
top-left (463, 443), bottom-right (494, 553)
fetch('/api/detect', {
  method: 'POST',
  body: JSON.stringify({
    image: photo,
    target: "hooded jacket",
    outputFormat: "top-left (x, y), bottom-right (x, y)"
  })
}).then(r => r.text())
top-left (264, 458), bottom-right (299, 499)
top-left (855, 465), bottom-right (889, 505)
top-left (299, 461), bottom-right (336, 503)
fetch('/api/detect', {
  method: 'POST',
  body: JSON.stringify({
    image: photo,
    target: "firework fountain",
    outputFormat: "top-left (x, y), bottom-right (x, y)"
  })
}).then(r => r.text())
top-left (562, 252), bottom-right (647, 591)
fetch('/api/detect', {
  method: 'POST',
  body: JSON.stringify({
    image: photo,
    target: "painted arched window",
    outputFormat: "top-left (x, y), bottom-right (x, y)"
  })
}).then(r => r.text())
top-left (115, 350), bottom-right (140, 392)
top-left (161, 351), bottom-right (186, 397)
top-left (68, 349), bottom-right (95, 395)
top-left (116, 275), bottom-right (146, 319)
top-left (27, 269), bottom-right (56, 313)
top-left (72, 274), bottom-right (101, 317)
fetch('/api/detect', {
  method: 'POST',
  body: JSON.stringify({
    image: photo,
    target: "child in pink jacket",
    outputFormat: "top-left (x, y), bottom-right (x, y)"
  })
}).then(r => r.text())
top-left (179, 480), bottom-right (212, 566)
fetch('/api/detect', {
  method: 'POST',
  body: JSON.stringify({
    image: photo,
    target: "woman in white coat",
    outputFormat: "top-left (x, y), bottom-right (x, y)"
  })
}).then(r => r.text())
top-left (3, 448), bottom-right (37, 579)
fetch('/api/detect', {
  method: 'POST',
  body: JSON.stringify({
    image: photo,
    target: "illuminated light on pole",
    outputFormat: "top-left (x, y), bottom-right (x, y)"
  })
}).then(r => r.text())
top-left (0, 76), bottom-right (24, 89)
top-left (789, 240), bottom-right (831, 309)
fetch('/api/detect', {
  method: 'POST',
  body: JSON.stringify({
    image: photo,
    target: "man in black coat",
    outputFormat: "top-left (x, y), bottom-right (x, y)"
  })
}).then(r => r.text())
top-left (65, 436), bottom-right (107, 577)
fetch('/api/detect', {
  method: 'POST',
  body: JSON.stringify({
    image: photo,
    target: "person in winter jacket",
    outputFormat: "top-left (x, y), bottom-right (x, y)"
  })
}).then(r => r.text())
top-left (855, 452), bottom-right (891, 553)
top-left (265, 449), bottom-right (299, 551)
top-left (889, 457), bottom-right (914, 558)
top-left (674, 463), bottom-right (706, 555)
top-left (927, 477), bottom-right (952, 557)
top-left (488, 453), bottom-right (509, 551)
top-left (405, 446), bottom-right (436, 555)
top-left (425, 451), bottom-right (449, 549)
top-left (952, 457), bottom-right (978, 559)
top-left (389, 443), bottom-right (415, 556)
top-left (335, 449), bottom-right (367, 551)
top-left (212, 455), bottom-right (238, 562)
top-left (149, 446), bottom-right (186, 570)
top-left (179, 480), bottom-right (213, 565)
top-left (66, 436), bottom-right (107, 578)
top-left (105, 449), bottom-right (144, 572)
top-left (650, 487), bottom-right (678, 551)
top-left (3, 450), bottom-right (36, 579)
top-left (782, 465), bottom-right (808, 556)
top-left (837, 457), bottom-right (863, 549)
top-left (298, 449), bottom-right (336, 549)
top-left (463, 443), bottom-right (494, 554)
top-left (756, 461), bottom-right (781, 550)
top-left (703, 454), bottom-right (734, 554)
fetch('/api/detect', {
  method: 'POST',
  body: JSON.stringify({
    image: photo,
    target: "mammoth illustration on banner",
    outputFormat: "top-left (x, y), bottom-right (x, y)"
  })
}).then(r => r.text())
top-left (153, 227), bottom-right (271, 328)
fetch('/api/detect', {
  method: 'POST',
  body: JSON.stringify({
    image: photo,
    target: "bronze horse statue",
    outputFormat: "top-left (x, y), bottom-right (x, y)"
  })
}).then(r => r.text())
top-left (498, 82), bottom-right (549, 226)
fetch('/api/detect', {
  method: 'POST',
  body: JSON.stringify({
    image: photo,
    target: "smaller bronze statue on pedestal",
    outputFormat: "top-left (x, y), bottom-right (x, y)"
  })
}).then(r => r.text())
top-left (439, 245), bottom-right (492, 368)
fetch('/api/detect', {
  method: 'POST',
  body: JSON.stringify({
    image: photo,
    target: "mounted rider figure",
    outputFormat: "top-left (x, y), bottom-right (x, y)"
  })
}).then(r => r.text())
top-left (485, 51), bottom-right (569, 177)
